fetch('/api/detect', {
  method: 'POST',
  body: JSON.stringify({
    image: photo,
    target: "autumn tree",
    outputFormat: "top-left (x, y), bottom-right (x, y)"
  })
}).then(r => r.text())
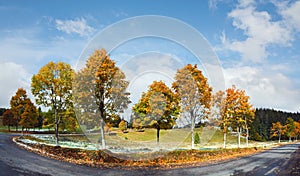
top-left (172, 64), bottom-right (212, 149)
top-left (132, 81), bottom-right (180, 144)
top-left (41, 110), bottom-right (54, 131)
top-left (118, 120), bottom-right (127, 132)
top-left (213, 91), bottom-right (230, 148)
top-left (31, 61), bottom-right (74, 146)
top-left (225, 86), bottom-right (255, 148)
top-left (60, 107), bottom-right (78, 132)
top-left (74, 49), bottom-right (130, 149)
top-left (270, 121), bottom-right (285, 143)
top-left (2, 109), bottom-right (16, 131)
top-left (20, 101), bottom-right (38, 131)
top-left (10, 88), bottom-right (31, 131)
top-left (292, 121), bottom-right (300, 141)
top-left (285, 117), bottom-right (295, 142)
top-left (238, 92), bottom-right (255, 147)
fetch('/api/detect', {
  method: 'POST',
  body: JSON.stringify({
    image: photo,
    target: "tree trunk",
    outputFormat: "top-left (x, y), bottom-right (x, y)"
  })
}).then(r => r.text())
top-left (100, 118), bottom-right (106, 149)
top-left (191, 114), bottom-right (195, 149)
top-left (289, 136), bottom-right (291, 142)
top-left (99, 93), bottom-right (106, 150)
top-left (279, 133), bottom-right (281, 143)
top-left (157, 125), bottom-right (160, 144)
top-left (8, 125), bottom-right (10, 132)
top-left (54, 109), bottom-right (59, 146)
top-left (246, 128), bottom-right (249, 148)
top-left (237, 127), bottom-right (241, 148)
top-left (55, 122), bottom-right (59, 146)
top-left (223, 132), bottom-right (227, 148)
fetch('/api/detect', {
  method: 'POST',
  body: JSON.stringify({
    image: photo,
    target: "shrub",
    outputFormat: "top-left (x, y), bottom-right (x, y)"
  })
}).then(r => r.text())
top-left (118, 120), bottom-right (127, 132)
top-left (194, 132), bottom-right (200, 144)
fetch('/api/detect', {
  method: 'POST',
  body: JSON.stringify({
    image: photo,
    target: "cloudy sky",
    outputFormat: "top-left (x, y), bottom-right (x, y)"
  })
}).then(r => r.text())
top-left (1, 0), bottom-right (300, 112)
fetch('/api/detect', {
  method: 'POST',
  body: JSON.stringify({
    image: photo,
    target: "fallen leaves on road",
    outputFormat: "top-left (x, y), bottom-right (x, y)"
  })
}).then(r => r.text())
top-left (14, 136), bottom-right (262, 169)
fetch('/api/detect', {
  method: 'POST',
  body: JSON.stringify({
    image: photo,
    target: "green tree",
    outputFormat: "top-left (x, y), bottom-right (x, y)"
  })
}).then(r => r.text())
top-left (10, 88), bottom-right (31, 131)
top-left (194, 132), bottom-right (200, 144)
top-left (2, 109), bottom-right (16, 131)
top-left (109, 114), bottom-right (121, 128)
top-left (0, 108), bottom-right (7, 116)
top-left (60, 107), bottom-right (78, 132)
top-left (74, 49), bottom-right (130, 149)
top-left (270, 121), bottom-right (285, 143)
top-left (285, 117), bottom-right (295, 142)
top-left (172, 64), bottom-right (212, 149)
top-left (31, 61), bottom-right (74, 146)
top-left (133, 81), bottom-right (180, 144)
top-left (41, 110), bottom-right (54, 131)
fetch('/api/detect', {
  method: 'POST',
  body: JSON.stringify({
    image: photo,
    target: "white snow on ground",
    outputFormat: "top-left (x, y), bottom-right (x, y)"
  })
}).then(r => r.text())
top-left (18, 134), bottom-right (100, 150)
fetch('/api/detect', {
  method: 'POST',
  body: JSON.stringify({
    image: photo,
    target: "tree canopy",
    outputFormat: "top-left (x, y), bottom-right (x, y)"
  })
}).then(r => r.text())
top-left (74, 49), bottom-right (130, 149)
top-left (132, 80), bottom-right (180, 143)
top-left (10, 88), bottom-right (32, 131)
top-left (2, 109), bottom-right (16, 131)
top-left (172, 64), bottom-right (212, 149)
top-left (31, 61), bottom-right (74, 145)
top-left (225, 86), bottom-right (255, 148)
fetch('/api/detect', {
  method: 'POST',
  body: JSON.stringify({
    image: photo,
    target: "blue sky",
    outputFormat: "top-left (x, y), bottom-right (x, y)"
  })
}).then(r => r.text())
top-left (1, 0), bottom-right (300, 112)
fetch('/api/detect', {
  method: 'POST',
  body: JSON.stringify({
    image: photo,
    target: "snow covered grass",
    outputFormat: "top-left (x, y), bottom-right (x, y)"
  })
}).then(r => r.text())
top-left (18, 134), bottom-right (100, 150)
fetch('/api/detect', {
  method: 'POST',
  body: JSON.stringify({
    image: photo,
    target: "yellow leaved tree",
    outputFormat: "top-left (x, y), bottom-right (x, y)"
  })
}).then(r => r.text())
top-left (74, 49), bottom-right (130, 149)
top-left (31, 62), bottom-right (74, 146)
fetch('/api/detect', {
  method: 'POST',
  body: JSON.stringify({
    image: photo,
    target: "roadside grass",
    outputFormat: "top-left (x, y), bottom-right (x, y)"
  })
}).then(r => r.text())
top-left (0, 124), bottom-right (8, 131)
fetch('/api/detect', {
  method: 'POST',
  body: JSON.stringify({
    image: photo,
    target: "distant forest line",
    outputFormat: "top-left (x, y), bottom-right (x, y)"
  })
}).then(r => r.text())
top-left (250, 108), bottom-right (300, 141)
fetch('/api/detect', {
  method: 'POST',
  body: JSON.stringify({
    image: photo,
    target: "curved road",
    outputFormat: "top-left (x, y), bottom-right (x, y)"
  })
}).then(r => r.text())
top-left (0, 133), bottom-right (299, 176)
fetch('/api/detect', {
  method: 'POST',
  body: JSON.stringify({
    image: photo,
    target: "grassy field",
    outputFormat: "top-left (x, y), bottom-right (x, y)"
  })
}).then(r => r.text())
top-left (62, 126), bottom-right (249, 151)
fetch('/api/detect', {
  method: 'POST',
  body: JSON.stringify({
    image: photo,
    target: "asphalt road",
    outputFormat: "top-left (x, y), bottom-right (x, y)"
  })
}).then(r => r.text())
top-left (0, 133), bottom-right (299, 176)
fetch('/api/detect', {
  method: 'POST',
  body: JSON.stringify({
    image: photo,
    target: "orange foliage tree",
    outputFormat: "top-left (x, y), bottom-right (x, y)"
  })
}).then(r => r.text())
top-left (172, 64), bottom-right (212, 149)
top-left (74, 49), bottom-right (130, 149)
top-left (224, 86), bottom-right (255, 148)
top-left (10, 88), bottom-right (36, 132)
top-left (2, 109), bottom-right (16, 131)
top-left (270, 121), bottom-right (285, 143)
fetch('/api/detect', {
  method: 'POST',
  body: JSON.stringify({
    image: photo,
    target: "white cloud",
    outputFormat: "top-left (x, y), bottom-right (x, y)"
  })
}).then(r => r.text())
top-left (0, 28), bottom-right (88, 108)
top-left (55, 18), bottom-right (95, 37)
top-left (208, 0), bottom-right (223, 10)
top-left (224, 66), bottom-right (300, 112)
top-left (0, 62), bottom-right (32, 108)
top-left (278, 1), bottom-right (300, 32)
top-left (0, 28), bottom-right (86, 66)
top-left (224, 1), bottom-right (292, 62)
